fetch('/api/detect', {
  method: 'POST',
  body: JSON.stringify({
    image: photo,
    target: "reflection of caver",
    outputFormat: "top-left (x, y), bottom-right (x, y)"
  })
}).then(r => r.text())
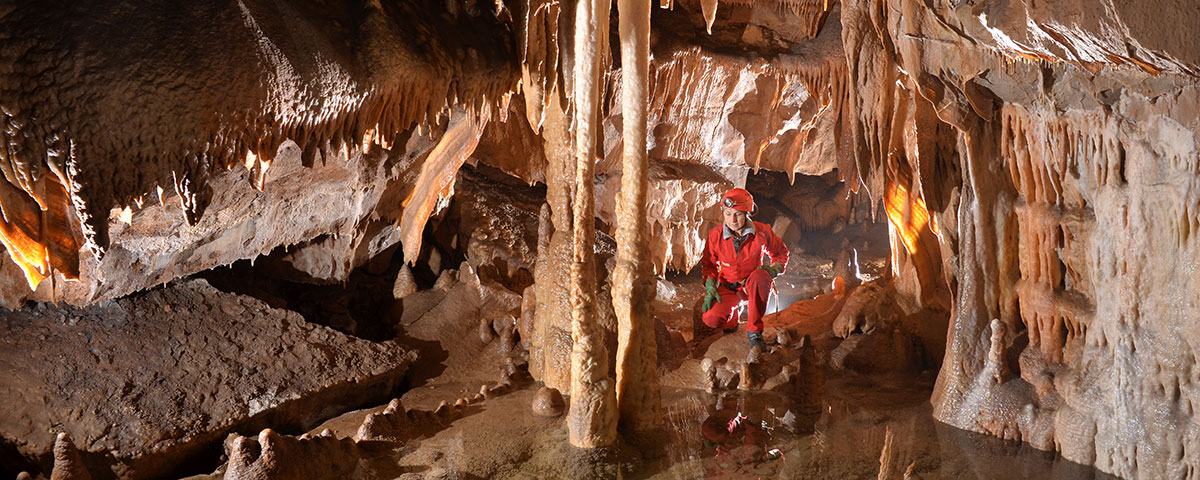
top-left (700, 188), bottom-right (789, 351)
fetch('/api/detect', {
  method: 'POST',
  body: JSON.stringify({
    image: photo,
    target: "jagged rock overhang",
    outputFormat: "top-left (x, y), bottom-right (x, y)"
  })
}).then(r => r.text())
top-left (0, 0), bottom-right (869, 305)
top-left (0, 0), bottom-right (519, 303)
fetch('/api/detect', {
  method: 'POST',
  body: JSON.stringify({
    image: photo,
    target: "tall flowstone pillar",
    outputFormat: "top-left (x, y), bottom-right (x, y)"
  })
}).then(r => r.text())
top-left (566, 0), bottom-right (617, 448)
top-left (613, 0), bottom-right (661, 432)
top-left (531, 89), bottom-right (577, 393)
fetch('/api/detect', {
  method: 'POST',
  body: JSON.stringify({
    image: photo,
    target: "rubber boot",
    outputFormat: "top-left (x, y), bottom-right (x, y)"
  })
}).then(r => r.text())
top-left (747, 331), bottom-right (766, 351)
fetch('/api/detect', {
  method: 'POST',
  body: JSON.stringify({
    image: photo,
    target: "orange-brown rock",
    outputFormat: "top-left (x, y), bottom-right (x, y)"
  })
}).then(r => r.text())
top-left (49, 433), bottom-right (90, 480)
top-left (0, 1), bottom-right (519, 306)
top-left (0, 279), bottom-right (414, 479)
top-left (224, 429), bottom-right (360, 480)
top-left (531, 387), bottom-right (566, 417)
top-left (764, 275), bottom-right (850, 338)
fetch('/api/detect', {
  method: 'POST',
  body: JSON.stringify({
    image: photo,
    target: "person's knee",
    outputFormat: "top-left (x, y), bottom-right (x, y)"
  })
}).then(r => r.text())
top-left (747, 269), bottom-right (772, 290)
top-left (701, 310), bottom-right (723, 328)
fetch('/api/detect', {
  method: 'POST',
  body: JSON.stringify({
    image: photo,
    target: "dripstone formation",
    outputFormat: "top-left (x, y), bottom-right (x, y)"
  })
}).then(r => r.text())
top-left (2, 0), bottom-right (1199, 478)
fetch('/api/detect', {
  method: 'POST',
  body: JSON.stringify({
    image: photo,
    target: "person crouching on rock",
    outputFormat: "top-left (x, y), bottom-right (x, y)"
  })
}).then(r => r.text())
top-left (700, 188), bottom-right (789, 351)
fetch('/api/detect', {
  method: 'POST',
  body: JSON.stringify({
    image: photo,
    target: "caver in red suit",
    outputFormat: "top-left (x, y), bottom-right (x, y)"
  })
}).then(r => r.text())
top-left (700, 188), bottom-right (789, 350)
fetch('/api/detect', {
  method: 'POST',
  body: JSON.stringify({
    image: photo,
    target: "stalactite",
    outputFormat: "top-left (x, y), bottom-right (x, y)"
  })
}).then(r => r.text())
top-left (721, 0), bottom-right (833, 39)
top-left (0, 2), bottom-right (522, 295)
top-left (639, 44), bottom-right (840, 177)
top-left (613, 0), bottom-right (661, 432)
top-left (997, 104), bottom-right (1108, 364)
top-left (567, 0), bottom-right (617, 448)
top-left (701, 0), bottom-right (719, 34)
top-left (399, 109), bottom-right (490, 264)
top-left (520, 0), bottom-right (574, 134)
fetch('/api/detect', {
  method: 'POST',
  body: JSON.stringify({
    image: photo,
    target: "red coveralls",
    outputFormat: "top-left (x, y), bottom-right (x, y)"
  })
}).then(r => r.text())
top-left (700, 220), bottom-right (789, 333)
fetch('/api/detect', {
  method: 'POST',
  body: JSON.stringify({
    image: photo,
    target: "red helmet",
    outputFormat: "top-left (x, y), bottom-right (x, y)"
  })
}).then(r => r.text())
top-left (720, 188), bottom-right (755, 213)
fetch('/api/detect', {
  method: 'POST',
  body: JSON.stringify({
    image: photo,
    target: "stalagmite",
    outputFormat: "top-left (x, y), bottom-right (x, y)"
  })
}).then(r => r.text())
top-left (532, 386), bottom-right (566, 417)
top-left (985, 319), bottom-right (1009, 384)
top-left (50, 433), bottom-right (90, 480)
top-left (567, 0), bottom-right (618, 448)
top-left (224, 428), bottom-right (360, 479)
top-left (393, 264), bottom-right (418, 299)
top-left (530, 91), bottom-right (576, 393)
top-left (354, 399), bottom-right (412, 443)
top-left (613, 0), bottom-right (661, 432)
top-left (701, 357), bottom-right (717, 394)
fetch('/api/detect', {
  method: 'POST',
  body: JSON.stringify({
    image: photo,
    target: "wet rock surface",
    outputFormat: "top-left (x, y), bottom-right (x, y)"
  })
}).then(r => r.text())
top-left (0, 279), bottom-right (415, 479)
top-left (531, 387), bottom-right (566, 418)
top-left (259, 268), bottom-right (1115, 480)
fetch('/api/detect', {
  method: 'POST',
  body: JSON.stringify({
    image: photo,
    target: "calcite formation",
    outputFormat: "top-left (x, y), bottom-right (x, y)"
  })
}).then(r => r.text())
top-left (354, 399), bottom-right (413, 443)
top-left (612, 0), bottom-right (662, 433)
top-left (224, 429), bottom-right (360, 480)
top-left (49, 434), bottom-right (90, 480)
top-left (567, 0), bottom-right (618, 448)
top-left (531, 387), bottom-right (567, 418)
top-left (2, 0), bottom-right (1200, 476)
top-left (0, 1), bottom-right (516, 304)
top-left (834, 1), bottom-right (1200, 477)
top-left (436, 165), bottom-right (542, 292)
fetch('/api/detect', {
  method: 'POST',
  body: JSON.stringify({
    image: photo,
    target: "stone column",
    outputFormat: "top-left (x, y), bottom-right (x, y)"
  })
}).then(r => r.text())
top-left (613, 0), bottom-right (661, 432)
top-left (567, 0), bottom-right (617, 448)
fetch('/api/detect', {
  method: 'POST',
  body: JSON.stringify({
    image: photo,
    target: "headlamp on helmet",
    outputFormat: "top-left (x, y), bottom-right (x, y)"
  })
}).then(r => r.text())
top-left (719, 188), bottom-right (755, 213)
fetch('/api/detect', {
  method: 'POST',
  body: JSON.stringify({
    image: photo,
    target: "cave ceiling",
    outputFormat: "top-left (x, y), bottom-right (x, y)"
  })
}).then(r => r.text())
top-left (0, 0), bottom-right (848, 304)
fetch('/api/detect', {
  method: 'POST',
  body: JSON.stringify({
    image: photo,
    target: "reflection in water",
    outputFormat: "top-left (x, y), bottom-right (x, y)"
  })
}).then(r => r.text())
top-left (636, 377), bottom-right (1118, 480)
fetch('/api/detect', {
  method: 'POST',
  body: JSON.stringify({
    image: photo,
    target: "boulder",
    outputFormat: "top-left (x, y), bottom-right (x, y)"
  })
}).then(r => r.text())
top-left (0, 279), bottom-right (415, 479)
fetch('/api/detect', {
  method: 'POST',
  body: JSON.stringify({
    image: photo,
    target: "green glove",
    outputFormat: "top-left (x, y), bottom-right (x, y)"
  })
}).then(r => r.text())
top-left (758, 262), bottom-right (783, 278)
top-left (703, 277), bottom-right (722, 312)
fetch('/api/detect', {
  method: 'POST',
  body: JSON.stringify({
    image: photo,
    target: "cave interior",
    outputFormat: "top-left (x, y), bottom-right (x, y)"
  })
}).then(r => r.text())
top-left (1, 0), bottom-right (1198, 478)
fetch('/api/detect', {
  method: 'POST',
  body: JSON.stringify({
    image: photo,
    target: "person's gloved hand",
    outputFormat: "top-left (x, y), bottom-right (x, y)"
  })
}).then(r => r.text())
top-left (703, 277), bottom-right (722, 312)
top-left (758, 262), bottom-right (784, 278)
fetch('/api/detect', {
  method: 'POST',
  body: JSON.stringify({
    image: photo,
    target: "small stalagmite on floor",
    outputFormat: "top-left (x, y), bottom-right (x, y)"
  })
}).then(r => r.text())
top-left (393, 264), bottom-right (418, 299)
top-left (50, 433), bottom-right (90, 480)
top-left (224, 429), bottom-right (359, 480)
top-left (532, 387), bottom-right (567, 417)
top-left (355, 399), bottom-right (412, 443)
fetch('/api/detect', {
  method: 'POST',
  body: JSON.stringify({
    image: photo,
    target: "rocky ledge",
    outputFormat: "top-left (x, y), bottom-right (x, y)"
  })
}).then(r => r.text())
top-left (0, 279), bottom-right (416, 479)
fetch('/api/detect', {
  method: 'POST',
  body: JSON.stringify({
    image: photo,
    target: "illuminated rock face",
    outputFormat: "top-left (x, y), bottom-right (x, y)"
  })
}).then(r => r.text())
top-left (0, 1), bottom-right (516, 305)
top-left (837, 0), bottom-right (1200, 477)
top-left (0, 0), bottom-right (847, 301)
top-left (3, 0), bottom-right (1200, 476)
